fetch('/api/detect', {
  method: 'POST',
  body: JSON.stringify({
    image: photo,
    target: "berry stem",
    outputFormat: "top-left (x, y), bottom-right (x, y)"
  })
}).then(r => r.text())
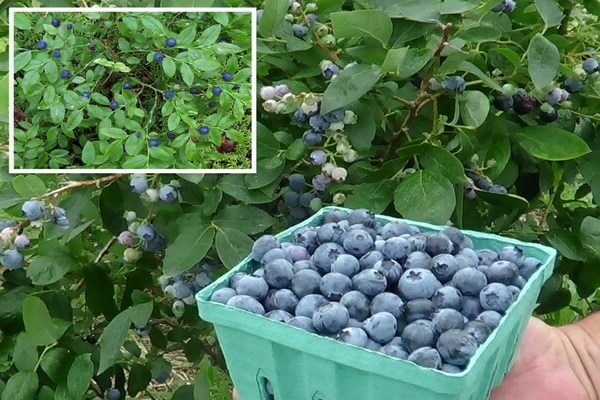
top-left (41, 174), bottom-right (125, 200)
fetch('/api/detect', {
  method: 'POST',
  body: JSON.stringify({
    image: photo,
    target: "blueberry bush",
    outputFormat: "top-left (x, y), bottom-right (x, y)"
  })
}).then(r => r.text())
top-left (2, 0), bottom-right (600, 399)
top-left (12, 11), bottom-right (253, 170)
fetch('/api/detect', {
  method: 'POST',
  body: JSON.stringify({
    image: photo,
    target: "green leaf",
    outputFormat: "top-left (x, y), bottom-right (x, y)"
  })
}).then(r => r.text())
top-left (65, 110), bottom-right (84, 131)
top-left (178, 24), bottom-right (197, 45)
top-left (163, 57), bottom-right (176, 78)
top-left (98, 309), bottom-right (132, 374)
top-left (546, 231), bottom-right (586, 262)
top-left (213, 205), bottom-right (274, 235)
top-left (345, 181), bottom-right (395, 214)
top-left (474, 188), bottom-right (529, 209)
top-left (513, 126), bottom-right (591, 161)
top-left (198, 24), bottom-right (221, 46)
top-left (361, 0), bottom-right (440, 21)
top-left (458, 61), bottom-right (504, 92)
top-left (527, 33), bottom-right (560, 90)
top-left (99, 127), bottom-right (128, 140)
top-left (535, 0), bottom-right (564, 28)
top-left (580, 216), bottom-right (600, 260)
top-left (168, 112), bottom-right (181, 132)
top-left (459, 90), bottom-right (490, 128)
top-left (49, 102), bottom-right (65, 124)
top-left (381, 47), bottom-right (432, 78)
top-left (284, 139), bottom-right (307, 161)
top-left (1, 372), bottom-right (38, 400)
top-left (163, 221), bottom-right (216, 276)
top-left (14, 51), bottom-right (32, 73)
top-left (246, 161), bottom-right (284, 189)
top-left (22, 296), bottom-right (58, 346)
top-left (321, 64), bottom-right (382, 114)
top-left (215, 228), bottom-right (254, 268)
top-left (14, 13), bottom-right (32, 30)
top-left (67, 354), bottom-right (93, 399)
top-left (127, 302), bottom-right (153, 328)
top-left (122, 155), bottom-right (147, 169)
top-left (40, 348), bottom-right (70, 383)
top-left (180, 63), bottom-right (194, 86)
top-left (84, 264), bottom-right (119, 319)
top-left (13, 333), bottom-right (38, 372)
top-left (26, 253), bottom-right (75, 285)
top-left (420, 145), bottom-right (466, 183)
top-left (12, 175), bottom-right (46, 197)
top-left (128, 364), bottom-right (152, 397)
top-left (193, 372), bottom-right (211, 400)
top-left (81, 141), bottom-right (95, 165)
top-left (394, 170), bottom-right (455, 224)
top-left (258, 0), bottom-right (289, 38)
top-left (331, 10), bottom-right (393, 46)
top-left (149, 147), bottom-right (172, 162)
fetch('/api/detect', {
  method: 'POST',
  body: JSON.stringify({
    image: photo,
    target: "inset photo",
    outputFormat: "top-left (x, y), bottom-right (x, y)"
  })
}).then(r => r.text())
top-left (9, 7), bottom-right (256, 173)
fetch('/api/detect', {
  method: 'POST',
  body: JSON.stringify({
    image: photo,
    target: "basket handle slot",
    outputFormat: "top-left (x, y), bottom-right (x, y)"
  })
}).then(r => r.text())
top-left (312, 391), bottom-right (326, 400)
top-left (257, 376), bottom-right (275, 400)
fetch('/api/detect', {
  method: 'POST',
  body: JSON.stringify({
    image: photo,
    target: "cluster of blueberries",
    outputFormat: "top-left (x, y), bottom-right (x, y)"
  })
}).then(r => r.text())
top-left (116, 174), bottom-right (182, 261)
top-left (465, 171), bottom-right (508, 197)
top-left (492, 0), bottom-right (517, 13)
top-left (281, 173), bottom-right (322, 221)
top-left (0, 201), bottom-right (69, 271)
top-left (210, 208), bottom-right (543, 372)
top-left (158, 262), bottom-right (214, 317)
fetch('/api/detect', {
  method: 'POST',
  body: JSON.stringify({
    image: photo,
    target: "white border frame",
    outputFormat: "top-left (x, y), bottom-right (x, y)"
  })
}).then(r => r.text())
top-left (9, 7), bottom-right (257, 174)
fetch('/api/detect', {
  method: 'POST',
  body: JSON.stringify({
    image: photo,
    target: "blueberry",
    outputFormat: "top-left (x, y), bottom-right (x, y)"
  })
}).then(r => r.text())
top-left (208, 101), bottom-right (216, 107)
top-left (402, 320), bottom-right (437, 352)
top-left (52, 50), bottom-right (61, 58)
top-left (370, 293), bottom-right (404, 319)
top-left (284, 190), bottom-right (300, 207)
top-left (441, 364), bottom-right (463, 373)
top-left (455, 254), bottom-right (477, 270)
top-left (379, 221), bottom-right (412, 239)
top-left (431, 254), bottom-right (459, 283)
top-left (365, 339), bottom-right (382, 351)
top-left (266, 310), bottom-right (294, 323)
top-left (312, 302), bottom-right (349, 334)
top-left (167, 132), bottom-right (176, 140)
top-left (129, 174), bottom-right (148, 193)
top-left (338, 327), bottom-right (368, 347)
top-left (485, 260), bottom-right (519, 285)
top-left (222, 71), bottom-right (233, 81)
top-left (432, 286), bottom-right (463, 311)
top-left (408, 347), bottom-right (442, 369)
top-left (295, 294), bottom-right (328, 318)
top-left (426, 233), bottom-right (454, 256)
top-left (382, 237), bottom-right (411, 261)
top-left (165, 37), bottom-right (177, 47)
top-left (477, 249), bottom-right (498, 266)
top-left (287, 173), bottom-right (305, 193)
top-left (164, 90), bottom-right (175, 100)
top-left (442, 76), bottom-right (467, 93)
top-left (476, 310), bottom-right (502, 330)
top-left (436, 329), bottom-right (478, 367)
top-left (51, 17), bottom-right (61, 27)
top-left (293, 258), bottom-right (317, 273)
top-left (210, 287), bottom-right (237, 304)
top-left (159, 184), bottom-right (178, 202)
top-left (302, 130), bottom-right (323, 146)
top-left (1, 249), bottom-right (24, 271)
top-left (229, 272), bottom-right (248, 291)
top-left (262, 248), bottom-right (292, 267)
top-left (291, 269), bottom-right (321, 298)
top-left (348, 209), bottom-right (376, 228)
top-left (251, 235), bottom-right (280, 261)
top-left (105, 388), bottom-right (121, 400)
top-left (493, 94), bottom-right (514, 111)
top-left (299, 193), bottom-right (316, 208)
top-left (461, 295), bottom-right (483, 320)
top-left (398, 268), bottom-right (442, 300)
top-left (135, 132), bottom-right (141, 139)
top-left (82, 91), bottom-right (91, 98)
top-left (109, 100), bottom-right (119, 110)
top-left (359, 251), bottom-right (384, 270)
top-left (432, 309), bottom-right (466, 334)
top-left (312, 243), bottom-right (344, 274)
top-left (236, 275), bottom-right (269, 301)
top-left (123, 82), bottom-right (132, 90)
top-left (212, 87), bottom-right (222, 95)
top-left (512, 90), bottom-right (537, 114)
top-left (88, 43), bottom-right (96, 51)
top-left (310, 150), bottom-right (327, 165)
top-left (287, 316), bottom-right (316, 332)
top-left (190, 87), bottom-right (200, 94)
top-left (37, 40), bottom-right (48, 50)
top-left (136, 223), bottom-right (156, 241)
top-left (316, 223), bottom-right (345, 244)
top-left (65, 23), bottom-right (72, 30)
top-left (343, 229), bottom-right (374, 257)
top-left (463, 320), bottom-right (492, 345)
top-left (519, 257), bottom-right (541, 280)
top-left (404, 251), bottom-right (433, 270)
top-left (508, 285), bottom-right (521, 299)
top-left (546, 88), bottom-right (563, 105)
top-left (320, 272), bottom-right (352, 301)
top-left (363, 312), bottom-right (397, 344)
top-left (21, 200), bottom-right (45, 220)
top-left (309, 115), bottom-right (330, 132)
top-left (452, 267), bottom-right (488, 295)
top-left (60, 70), bottom-right (71, 79)
top-left (458, 248), bottom-right (479, 266)
top-left (480, 283), bottom-right (513, 313)
top-left (563, 77), bottom-right (583, 93)
top-left (321, 62), bottom-right (340, 80)
top-left (377, 343), bottom-right (408, 360)
top-left (154, 52), bottom-right (165, 62)
top-left (498, 245), bottom-right (524, 264)
top-left (352, 269), bottom-right (387, 297)
top-left (148, 138), bottom-right (159, 147)
top-left (583, 58), bottom-right (599, 74)
top-left (51, 207), bottom-right (69, 228)
top-left (292, 24), bottom-right (309, 38)
top-left (404, 299), bottom-right (435, 323)
top-left (14, 234), bottom-right (30, 248)
top-left (233, 83), bottom-right (241, 90)
top-left (372, 259), bottom-right (403, 287)
top-left (264, 259), bottom-right (294, 289)
top-left (330, 254), bottom-right (359, 277)
top-left (171, 281), bottom-right (193, 298)
top-left (226, 295), bottom-right (266, 315)
top-left (340, 290), bottom-right (371, 321)
top-left (0, 220), bottom-right (16, 230)
top-left (323, 210), bottom-right (350, 223)
top-left (283, 245), bottom-right (309, 262)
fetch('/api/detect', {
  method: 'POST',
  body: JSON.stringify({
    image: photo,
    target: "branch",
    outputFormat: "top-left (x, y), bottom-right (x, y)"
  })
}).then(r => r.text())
top-left (42, 174), bottom-right (125, 200)
top-left (94, 236), bottom-right (117, 263)
top-left (434, 23), bottom-right (453, 58)
top-left (298, 1), bottom-right (340, 62)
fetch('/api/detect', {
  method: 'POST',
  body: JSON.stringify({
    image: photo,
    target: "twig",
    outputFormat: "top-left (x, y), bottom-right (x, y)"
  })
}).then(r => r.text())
top-left (433, 23), bottom-right (453, 58)
top-left (94, 236), bottom-right (117, 263)
top-left (298, 1), bottom-right (340, 62)
top-left (41, 174), bottom-right (125, 200)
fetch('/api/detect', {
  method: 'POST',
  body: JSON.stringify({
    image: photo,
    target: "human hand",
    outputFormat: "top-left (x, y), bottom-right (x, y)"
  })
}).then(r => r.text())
top-left (232, 318), bottom-right (596, 400)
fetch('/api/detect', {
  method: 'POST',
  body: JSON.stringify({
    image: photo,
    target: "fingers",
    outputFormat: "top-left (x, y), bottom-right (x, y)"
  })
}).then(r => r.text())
top-left (233, 388), bottom-right (240, 400)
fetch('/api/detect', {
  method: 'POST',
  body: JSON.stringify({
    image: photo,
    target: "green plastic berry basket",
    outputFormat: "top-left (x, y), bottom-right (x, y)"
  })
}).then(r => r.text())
top-left (196, 206), bottom-right (557, 400)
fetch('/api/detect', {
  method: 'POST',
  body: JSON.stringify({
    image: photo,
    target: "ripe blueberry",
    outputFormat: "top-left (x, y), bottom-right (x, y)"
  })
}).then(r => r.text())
top-left (167, 132), bottom-right (176, 140)
top-left (164, 90), bottom-right (175, 100)
top-left (153, 52), bottom-right (165, 62)
top-left (198, 126), bottom-right (210, 135)
top-left (82, 91), bottom-right (91, 98)
top-left (52, 50), bottom-right (61, 58)
top-left (65, 23), bottom-right (73, 30)
top-left (123, 81), bottom-right (132, 89)
top-left (60, 70), bottom-right (70, 79)
top-left (212, 86), bottom-right (222, 95)
top-left (51, 17), bottom-right (61, 27)
top-left (109, 100), bottom-right (119, 110)
top-left (222, 71), bottom-right (233, 81)
top-left (190, 87), bottom-right (200, 94)
top-left (165, 37), bottom-right (177, 47)
top-left (148, 138), bottom-right (159, 147)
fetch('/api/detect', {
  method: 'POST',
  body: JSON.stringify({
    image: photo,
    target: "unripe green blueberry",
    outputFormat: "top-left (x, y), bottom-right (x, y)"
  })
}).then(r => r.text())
top-left (173, 84), bottom-right (181, 90)
top-left (303, 93), bottom-right (317, 106)
top-left (124, 211), bottom-right (137, 222)
top-left (275, 102), bottom-right (287, 113)
top-left (322, 162), bottom-right (336, 176)
top-left (145, 188), bottom-right (159, 202)
top-left (502, 84), bottom-right (517, 95)
top-left (172, 300), bottom-right (185, 318)
top-left (128, 222), bottom-right (140, 233)
top-left (333, 193), bottom-right (347, 205)
top-left (336, 142), bottom-right (351, 155)
top-left (315, 24), bottom-right (329, 36)
top-left (428, 78), bottom-right (442, 91)
top-left (263, 100), bottom-right (278, 113)
top-left (322, 34), bottom-right (336, 47)
top-left (284, 13), bottom-right (295, 22)
top-left (182, 295), bottom-right (196, 305)
top-left (306, 3), bottom-right (318, 11)
top-left (343, 110), bottom-right (357, 124)
top-left (329, 121), bottom-right (345, 132)
top-left (123, 248), bottom-right (142, 263)
top-left (260, 86), bottom-right (275, 101)
top-left (169, 180), bottom-right (181, 188)
top-left (574, 66), bottom-right (586, 78)
top-left (331, 167), bottom-right (348, 182)
top-left (281, 93), bottom-right (296, 103)
top-left (309, 197), bottom-right (322, 212)
top-left (343, 149), bottom-right (359, 162)
top-left (300, 102), bottom-right (318, 115)
top-left (486, 159), bottom-right (497, 168)
top-left (470, 154), bottom-right (480, 164)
